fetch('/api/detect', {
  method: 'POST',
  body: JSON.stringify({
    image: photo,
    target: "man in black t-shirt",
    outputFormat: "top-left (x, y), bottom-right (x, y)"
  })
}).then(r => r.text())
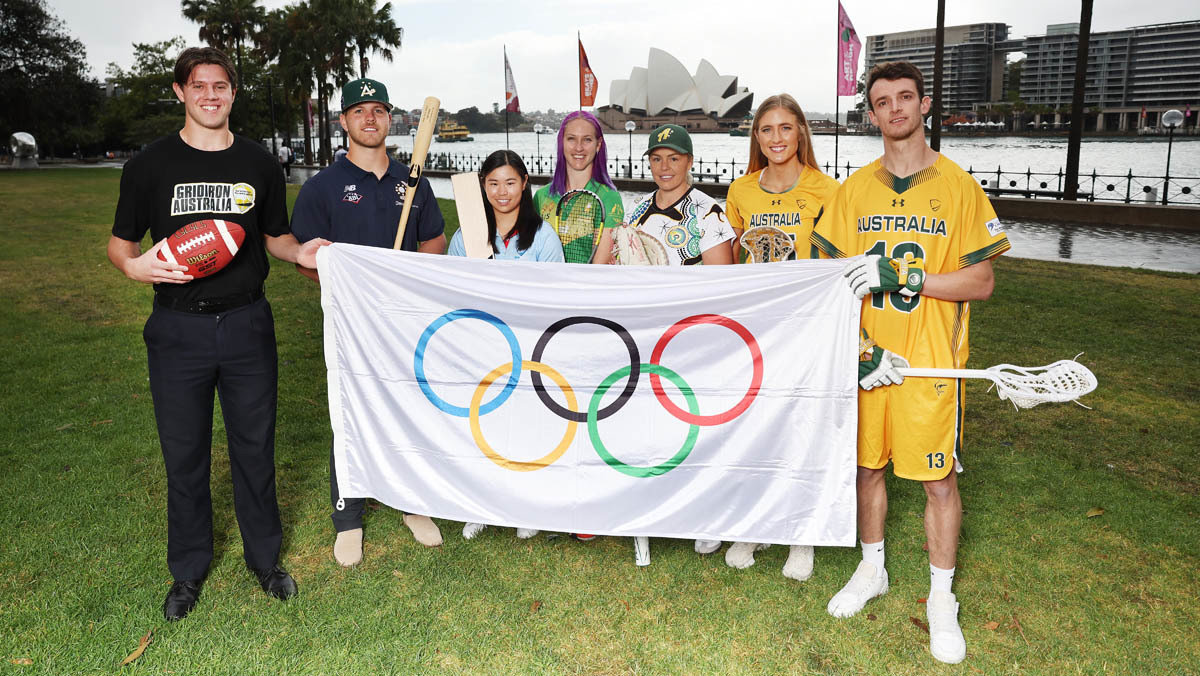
top-left (107, 46), bottom-right (328, 622)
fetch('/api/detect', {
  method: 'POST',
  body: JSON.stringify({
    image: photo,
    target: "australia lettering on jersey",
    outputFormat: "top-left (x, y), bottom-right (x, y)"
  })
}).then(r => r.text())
top-left (171, 182), bottom-right (256, 216)
top-left (749, 212), bottom-right (805, 228)
top-left (856, 214), bottom-right (948, 237)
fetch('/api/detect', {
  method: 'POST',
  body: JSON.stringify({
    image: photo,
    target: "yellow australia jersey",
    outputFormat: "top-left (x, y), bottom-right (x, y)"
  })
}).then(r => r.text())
top-left (811, 154), bottom-right (1010, 369)
top-left (725, 167), bottom-right (840, 260)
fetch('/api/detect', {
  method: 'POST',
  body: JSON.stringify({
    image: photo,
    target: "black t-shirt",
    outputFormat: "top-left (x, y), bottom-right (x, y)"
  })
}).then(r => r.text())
top-left (112, 133), bottom-right (289, 303)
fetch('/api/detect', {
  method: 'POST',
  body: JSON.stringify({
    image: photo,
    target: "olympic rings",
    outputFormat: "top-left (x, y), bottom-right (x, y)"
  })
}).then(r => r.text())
top-left (414, 310), bottom-right (763, 476)
top-left (414, 309), bottom-right (522, 417)
top-left (470, 360), bottom-right (577, 472)
top-left (649, 314), bottom-right (763, 426)
top-left (588, 363), bottom-right (699, 478)
top-left (531, 316), bottom-right (640, 423)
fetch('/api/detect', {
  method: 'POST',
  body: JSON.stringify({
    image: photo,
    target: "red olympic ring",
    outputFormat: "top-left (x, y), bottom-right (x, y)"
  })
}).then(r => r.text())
top-left (649, 314), bottom-right (763, 426)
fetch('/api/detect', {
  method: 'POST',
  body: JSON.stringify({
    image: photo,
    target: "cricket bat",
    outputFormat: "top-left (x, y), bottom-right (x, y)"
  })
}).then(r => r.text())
top-left (450, 172), bottom-right (493, 259)
top-left (393, 96), bottom-right (440, 250)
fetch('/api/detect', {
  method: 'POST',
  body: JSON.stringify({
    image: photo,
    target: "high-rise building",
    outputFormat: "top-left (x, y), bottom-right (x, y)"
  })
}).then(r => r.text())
top-left (864, 23), bottom-right (1009, 112)
top-left (1021, 21), bottom-right (1200, 109)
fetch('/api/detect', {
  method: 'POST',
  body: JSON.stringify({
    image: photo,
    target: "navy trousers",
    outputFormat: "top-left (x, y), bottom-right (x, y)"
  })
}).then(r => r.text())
top-left (144, 296), bottom-right (283, 581)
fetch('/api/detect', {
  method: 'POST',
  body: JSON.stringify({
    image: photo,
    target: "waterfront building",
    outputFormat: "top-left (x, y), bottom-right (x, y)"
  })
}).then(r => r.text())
top-left (1020, 20), bottom-right (1200, 131)
top-left (596, 48), bottom-right (753, 133)
top-left (863, 23), bottom-right (1010, 112)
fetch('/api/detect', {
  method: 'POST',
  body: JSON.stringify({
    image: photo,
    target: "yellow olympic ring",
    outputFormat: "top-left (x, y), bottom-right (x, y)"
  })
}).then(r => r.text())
top-left (469, 360), bottom-right (577, 472)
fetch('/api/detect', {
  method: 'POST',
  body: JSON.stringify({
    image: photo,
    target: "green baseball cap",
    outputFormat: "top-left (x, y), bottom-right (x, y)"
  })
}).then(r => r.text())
top-left (341, 78), bottom-right (392, 112)
top-left (644, 124), bottom-right (692, 155)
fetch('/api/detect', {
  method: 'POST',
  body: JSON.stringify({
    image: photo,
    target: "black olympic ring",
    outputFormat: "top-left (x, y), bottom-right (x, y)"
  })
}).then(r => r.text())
top-left (530, 316), bottom-right (640, 423)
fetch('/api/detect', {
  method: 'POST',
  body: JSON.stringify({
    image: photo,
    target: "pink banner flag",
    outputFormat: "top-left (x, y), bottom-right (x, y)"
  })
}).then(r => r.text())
top-left (837, 2), bottom-right (861, 96)
top-left (504, 48), bottom-right (520, 113)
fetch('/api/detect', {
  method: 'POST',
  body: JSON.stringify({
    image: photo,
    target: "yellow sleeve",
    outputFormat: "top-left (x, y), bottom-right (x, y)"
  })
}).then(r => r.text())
top-left (725, 181), bottom-right (746, 231)
top-left (810, 181), bottom-right (852, 259)
top-left (956, 178), bottom-right (1011, 268)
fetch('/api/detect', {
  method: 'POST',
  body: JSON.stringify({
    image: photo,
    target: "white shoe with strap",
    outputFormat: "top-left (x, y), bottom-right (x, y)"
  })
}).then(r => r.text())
top-left (333, 528), bottom-right (363, 567)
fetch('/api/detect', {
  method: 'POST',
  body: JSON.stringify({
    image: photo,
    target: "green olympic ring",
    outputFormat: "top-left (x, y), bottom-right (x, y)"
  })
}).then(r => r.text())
top-left (587, 362), bottom-right (700, 478)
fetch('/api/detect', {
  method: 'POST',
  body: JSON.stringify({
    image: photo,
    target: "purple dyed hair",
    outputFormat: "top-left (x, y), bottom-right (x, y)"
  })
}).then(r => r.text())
top-left (550, 110), bottom-right (616, 196)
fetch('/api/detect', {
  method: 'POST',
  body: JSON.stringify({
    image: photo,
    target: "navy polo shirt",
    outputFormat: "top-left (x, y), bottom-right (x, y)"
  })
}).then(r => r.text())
top-left (290, 156), bottom-right (444, 251)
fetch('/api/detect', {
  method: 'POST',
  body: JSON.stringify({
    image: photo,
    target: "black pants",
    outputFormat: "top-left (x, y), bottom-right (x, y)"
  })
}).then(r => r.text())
top-left (144, 297), bottom-right (283, 581)
top-left (329, 442), bottom-right (366, 532)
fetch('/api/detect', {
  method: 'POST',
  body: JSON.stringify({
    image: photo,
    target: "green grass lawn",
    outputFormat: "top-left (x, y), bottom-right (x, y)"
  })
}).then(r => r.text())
top-left (0, 168), bottom-right (1196, 675)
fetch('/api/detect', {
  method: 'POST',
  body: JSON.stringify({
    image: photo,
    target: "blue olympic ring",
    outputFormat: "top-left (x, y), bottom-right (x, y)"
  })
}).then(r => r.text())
top-left (413, 309), bottom-right (522, 417)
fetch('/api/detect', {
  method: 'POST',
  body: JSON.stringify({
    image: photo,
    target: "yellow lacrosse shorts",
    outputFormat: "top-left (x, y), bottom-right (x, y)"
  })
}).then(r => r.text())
top-left (857, 375), bottom-right (964, 481)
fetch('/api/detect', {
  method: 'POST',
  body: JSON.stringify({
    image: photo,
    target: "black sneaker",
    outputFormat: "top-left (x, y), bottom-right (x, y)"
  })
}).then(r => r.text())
top-left (163, 580), bottom-right (202, 621)
top-left (251, 565), bottom-right (298, 600)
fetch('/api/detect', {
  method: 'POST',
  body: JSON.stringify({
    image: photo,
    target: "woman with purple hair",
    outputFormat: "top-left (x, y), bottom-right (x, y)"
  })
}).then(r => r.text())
top-left (532, 110), bottom-right (625, 250)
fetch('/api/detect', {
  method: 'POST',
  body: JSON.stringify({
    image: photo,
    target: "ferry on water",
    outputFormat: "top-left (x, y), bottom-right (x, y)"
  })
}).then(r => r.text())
top-left (437, 121), bottom-right (474, 142)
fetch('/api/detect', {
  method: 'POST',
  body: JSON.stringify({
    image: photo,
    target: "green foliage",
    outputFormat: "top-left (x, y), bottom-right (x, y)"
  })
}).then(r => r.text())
top-left (7, 170), bottom-right (1197, 673)
top-left (99, 38), bottom-right (187, 148)
top-left (0, 0), bottom-right (102, 154)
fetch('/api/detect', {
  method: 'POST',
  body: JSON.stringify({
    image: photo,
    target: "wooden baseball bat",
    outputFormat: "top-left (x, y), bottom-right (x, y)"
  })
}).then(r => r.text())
top-left (393, 96), bottom-right (441, 250)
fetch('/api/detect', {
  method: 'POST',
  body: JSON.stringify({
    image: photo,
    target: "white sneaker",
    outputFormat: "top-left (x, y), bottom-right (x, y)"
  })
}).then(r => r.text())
top-left (827, 561), bottom-right (888, 618)
top-left (725, 542), bottom-right (770, 569)
top-left (927, 591), bottom-right (967, 664)
top-left (515, 528), bottom-right (540, 539)
top-left (462, 522), bottom-right (487, 540)
top-left (782, 544), bottom-right (814, 581)
top-left (694, 539), bottom-right (722, 554)
top-left (333, 528), bottom-right (363, 567)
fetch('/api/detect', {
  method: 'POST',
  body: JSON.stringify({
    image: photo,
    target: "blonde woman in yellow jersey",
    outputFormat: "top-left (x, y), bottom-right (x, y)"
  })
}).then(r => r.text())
top-left (811, 61), bottom-right (1010, 666)
top-left (726, 94), bottom-right (839, 263)
top-left (708, 95), bottom-right (838, 581)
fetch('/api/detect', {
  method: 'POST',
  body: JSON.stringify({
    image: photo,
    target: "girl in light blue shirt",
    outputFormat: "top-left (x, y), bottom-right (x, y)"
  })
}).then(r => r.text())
top-left (448, 150), bottom-right (564, 262)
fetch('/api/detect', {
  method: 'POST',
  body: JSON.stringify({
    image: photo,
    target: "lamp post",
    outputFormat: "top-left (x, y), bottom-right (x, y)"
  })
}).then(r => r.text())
top-left (625, 120), bottom-right (636, 178)
top-left (534, 123), bottom-right (543, 174)
top-left (1162, 109), bottom-right (1183, 206)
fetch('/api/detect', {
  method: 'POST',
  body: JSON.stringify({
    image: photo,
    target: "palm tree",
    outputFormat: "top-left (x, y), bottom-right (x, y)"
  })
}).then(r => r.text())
top-left (349, 0), bottom-right (403, 78)
top-left (259, 5), bottom-right (317, 162)
top-left (180, 0), bottom-right (266, 90)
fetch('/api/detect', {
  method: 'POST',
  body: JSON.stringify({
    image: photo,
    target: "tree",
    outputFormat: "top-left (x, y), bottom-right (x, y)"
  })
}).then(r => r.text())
top-left (349, 0), bottom-right (402, 78)
top-left (259, 5), bottom-right (317, 162)
top-left (99, 37), bottom-right (188, 149)
top-left (0, 0), bottom-right (102, 156)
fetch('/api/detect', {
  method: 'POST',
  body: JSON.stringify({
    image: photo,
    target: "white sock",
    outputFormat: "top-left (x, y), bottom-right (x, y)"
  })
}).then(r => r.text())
top-left (862, 539), bottom-right (885, 571)
top-left (930, 564), bottom-right (955, 594)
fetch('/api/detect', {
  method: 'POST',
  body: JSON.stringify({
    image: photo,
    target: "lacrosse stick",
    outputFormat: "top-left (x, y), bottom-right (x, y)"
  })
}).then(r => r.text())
top-left (740, 225), bottom-right (795, 263)
top-left (609, 223), bottom-right (669, 266)
top-left (897, 358), bottom-right (1097, 409)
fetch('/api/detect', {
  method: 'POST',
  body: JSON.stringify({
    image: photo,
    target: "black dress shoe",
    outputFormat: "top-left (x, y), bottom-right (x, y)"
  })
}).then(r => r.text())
top-left (163, 580), bottom-right (202, 621)
top-left (251, 565), bottom-right (297, 600)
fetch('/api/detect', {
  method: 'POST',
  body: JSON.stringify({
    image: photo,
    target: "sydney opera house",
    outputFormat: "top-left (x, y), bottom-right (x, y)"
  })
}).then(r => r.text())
top-left (596, 48), bottom-right (754, 133)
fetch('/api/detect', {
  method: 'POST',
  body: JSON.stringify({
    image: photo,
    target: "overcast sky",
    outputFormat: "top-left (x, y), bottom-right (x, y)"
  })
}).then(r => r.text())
top-left (48, 0), bottom-right (1198, 114)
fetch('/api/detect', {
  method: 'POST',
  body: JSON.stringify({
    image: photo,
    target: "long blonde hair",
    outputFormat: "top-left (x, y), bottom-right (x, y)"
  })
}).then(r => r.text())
top-left (747, 93), bottom-right (820, 174)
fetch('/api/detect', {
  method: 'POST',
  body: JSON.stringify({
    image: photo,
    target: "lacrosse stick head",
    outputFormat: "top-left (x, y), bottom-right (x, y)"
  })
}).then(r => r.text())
top-left (740, 225), bottom-right (795, 263)
top-left (988, 359), bottom-right (1098, 409)
top-left (609, 224), bottom-right (669, 266)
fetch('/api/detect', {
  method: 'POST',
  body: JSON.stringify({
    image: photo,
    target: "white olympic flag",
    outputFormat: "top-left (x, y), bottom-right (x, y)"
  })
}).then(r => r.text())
top-left (317, 244), bottom-right (860, 546)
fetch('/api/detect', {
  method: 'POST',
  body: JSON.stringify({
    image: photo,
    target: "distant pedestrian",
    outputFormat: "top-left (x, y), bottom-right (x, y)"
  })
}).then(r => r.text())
top-left (334, 145), bottom-right (348, 162)
top-left (277, 143), bottom-right (292, 178)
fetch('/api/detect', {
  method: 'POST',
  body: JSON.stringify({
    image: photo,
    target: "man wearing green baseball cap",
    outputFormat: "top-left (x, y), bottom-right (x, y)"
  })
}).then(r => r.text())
top-left (290, 76), bottom-right (447, 566)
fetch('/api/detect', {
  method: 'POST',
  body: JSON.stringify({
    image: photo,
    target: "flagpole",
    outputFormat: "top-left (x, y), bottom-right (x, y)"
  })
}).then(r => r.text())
top-left (504, 46), bottom-right (510, 149)
top-left (578, 31), bottom-right (583, 111)
top-left (834, 3), bottom-right (840, 178)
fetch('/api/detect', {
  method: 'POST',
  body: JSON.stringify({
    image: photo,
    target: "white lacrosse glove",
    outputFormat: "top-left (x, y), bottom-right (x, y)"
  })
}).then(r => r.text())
top-left (858, 329), bottom-right (909, 390)
top-left (842, 253), bottom-right (926, 299)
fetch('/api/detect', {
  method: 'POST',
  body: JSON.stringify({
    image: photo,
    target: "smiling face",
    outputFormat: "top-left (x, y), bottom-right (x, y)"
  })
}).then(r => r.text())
top-left (340, 102), bottom-right (391, 150)
top-left (561, 118), bottom-right (601, 173)
top-left (172, 63), bottom-right (235, 131)
top-left (483, 164), bottom-right (527, 216)
top-left (648, 148), bottom-right (692, 194)
top-left (754, 107), bottom-right (803, 167)
top-left (867, 77), bottom-right (931, 142)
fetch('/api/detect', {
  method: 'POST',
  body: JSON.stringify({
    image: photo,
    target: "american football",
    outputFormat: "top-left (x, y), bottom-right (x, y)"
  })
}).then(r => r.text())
top-left (157, 219), bottom-right (246, 279)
